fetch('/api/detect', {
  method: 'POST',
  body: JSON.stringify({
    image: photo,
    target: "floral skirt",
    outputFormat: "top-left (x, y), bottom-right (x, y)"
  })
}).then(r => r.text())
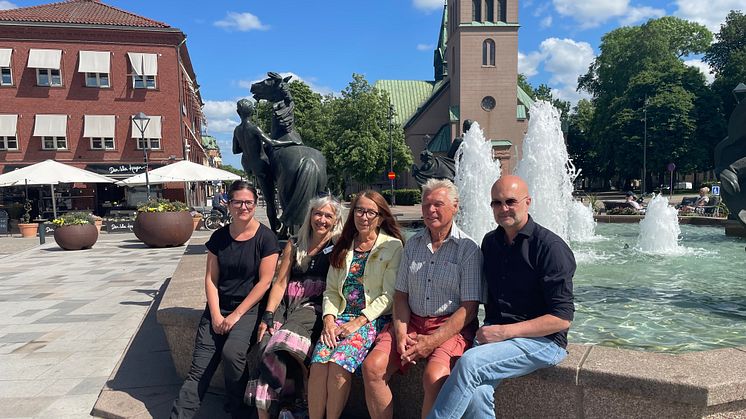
top-left (310, 314), bottom-right (389, 373)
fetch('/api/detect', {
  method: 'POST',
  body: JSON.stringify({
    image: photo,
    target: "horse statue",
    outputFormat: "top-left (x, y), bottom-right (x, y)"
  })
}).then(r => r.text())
top-left (234, 72), bottom-right (327, 237)
top-left (714, 86), bottom-right (746, 229)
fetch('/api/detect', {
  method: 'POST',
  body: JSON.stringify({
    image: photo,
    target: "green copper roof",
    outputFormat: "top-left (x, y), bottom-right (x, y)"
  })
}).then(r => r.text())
top-left (449, 105), bottom-right (460, 121)
top-left (375, 80), bottom-right (437, 126)
top-left (491, 139), bottom-right (513, 147)
top-left (201, 134), bottom-right (219, 150)
top-left (517, 85), bottom-right (534, 109)
top-left (427, 124), bottom-right (452, 153)
top-left (434, 5), bottom-right (448, 82)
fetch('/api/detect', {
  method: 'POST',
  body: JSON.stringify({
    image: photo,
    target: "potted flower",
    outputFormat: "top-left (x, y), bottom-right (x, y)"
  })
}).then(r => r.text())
top-left (51, 211), bottom-right (98, 250)
top-left (18, 200), bottom-right (37, 238)
top-left (134, 198), bottom-right (193, 247)
top-left (190, 210), bottom-right (203, 231)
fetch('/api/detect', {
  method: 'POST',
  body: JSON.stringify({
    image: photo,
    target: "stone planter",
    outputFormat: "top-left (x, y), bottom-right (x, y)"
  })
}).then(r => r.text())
top-left (18, 223), bottom-right (37, 238)
top-left (134, 211), bottom-right (193, 247)
top-left (191, 216), bottom-right (202, 231)
top-left (53, 224), bottom-right (98, 250)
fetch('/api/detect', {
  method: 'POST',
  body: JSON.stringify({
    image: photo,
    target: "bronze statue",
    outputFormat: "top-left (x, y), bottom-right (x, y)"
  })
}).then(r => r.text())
top-left (715, 89), bottom-right (746, 227)
top-left (234, 72), bottom-right (327, 237)
top-left (411, 120), bottom-right (471, 186)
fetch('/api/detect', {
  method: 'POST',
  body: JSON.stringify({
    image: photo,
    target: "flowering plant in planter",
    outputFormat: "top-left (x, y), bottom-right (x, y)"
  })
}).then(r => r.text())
top-left (137, 198), bottom-right (189, 213)
top-left (52, 211), bottom-right (94, 227)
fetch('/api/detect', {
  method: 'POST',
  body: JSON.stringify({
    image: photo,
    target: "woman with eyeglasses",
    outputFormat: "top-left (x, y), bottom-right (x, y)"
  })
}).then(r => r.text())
top-left (307, 191), bottom-right (404, 419)
top-left (171, 180), bottom-right (280, 419)
top-left (245, 195), bottom-right (343, 418)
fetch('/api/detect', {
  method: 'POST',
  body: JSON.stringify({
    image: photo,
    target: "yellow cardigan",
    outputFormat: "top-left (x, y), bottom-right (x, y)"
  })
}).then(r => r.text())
top-left (322, 231), bottom-right (403, 322)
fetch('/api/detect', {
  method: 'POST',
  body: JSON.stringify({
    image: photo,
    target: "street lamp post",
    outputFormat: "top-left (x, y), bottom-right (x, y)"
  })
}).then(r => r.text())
top-left (388, 103), bottom-right (395, 206)
top-left (132, 112), bottom-right (152, 201)
top-left (642, 97), bottom-right (648, 196)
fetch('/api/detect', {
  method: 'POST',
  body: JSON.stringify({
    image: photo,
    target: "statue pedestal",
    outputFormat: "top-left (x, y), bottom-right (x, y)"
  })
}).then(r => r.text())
top-left (725, 219), bottom-right (746, 237)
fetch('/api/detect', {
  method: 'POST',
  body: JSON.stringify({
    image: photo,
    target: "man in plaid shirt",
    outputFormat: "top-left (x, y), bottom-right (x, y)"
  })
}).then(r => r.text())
top-left (362, 179), bottom-right (483, 419)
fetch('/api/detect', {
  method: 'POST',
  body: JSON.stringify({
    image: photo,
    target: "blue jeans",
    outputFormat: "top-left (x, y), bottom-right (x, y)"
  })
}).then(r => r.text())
top-left (426, 337), bottom-right (566, 419)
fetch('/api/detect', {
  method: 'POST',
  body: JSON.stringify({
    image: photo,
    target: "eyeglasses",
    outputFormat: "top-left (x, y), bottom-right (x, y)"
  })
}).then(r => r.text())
top-left (490, 196), bottom-right (528, 209)
top-left (353, 207), bottom-right (379, 219)
top-left (230, 199), bottom-right (256, 209)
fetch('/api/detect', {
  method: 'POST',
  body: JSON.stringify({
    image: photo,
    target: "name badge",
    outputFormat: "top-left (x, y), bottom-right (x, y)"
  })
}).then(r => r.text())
top-left (322, 245), bottom-right (334, 254)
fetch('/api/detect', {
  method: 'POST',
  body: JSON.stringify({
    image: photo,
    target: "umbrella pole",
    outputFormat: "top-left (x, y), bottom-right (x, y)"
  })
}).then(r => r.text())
top-left (50, 184), bottom-right (57, 219)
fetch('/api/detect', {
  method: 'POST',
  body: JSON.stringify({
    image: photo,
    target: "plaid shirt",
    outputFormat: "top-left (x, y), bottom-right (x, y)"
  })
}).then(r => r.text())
top-left (395, 223), bottom-right (483, 317)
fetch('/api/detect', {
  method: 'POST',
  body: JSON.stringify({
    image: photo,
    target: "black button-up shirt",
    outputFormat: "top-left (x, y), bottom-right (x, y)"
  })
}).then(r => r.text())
top-left (481, 216), bottom-right (575, 348)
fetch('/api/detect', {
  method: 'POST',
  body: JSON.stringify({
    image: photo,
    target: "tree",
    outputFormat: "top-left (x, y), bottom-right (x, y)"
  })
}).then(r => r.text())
top-left (324, 74), bottom-right (412, 193)
top-left (517, 75), bottom-right (571, 123)
top-left (704, 11), bottom-right (746, 115)
top-left (577, 17), bottom-right (715, 190)
top-left (566, 99), bottom-right (598, 179)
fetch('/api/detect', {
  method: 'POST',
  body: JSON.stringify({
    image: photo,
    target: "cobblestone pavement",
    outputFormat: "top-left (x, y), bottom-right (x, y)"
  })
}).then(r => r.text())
top-left (0, 232), bottom-right (195, 418)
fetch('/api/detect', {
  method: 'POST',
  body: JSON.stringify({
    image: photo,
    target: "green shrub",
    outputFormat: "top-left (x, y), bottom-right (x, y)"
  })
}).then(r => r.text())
top-left (381, 189), bottom-right (421, 205)
top-left (607, 207), bottom-right (640, 215)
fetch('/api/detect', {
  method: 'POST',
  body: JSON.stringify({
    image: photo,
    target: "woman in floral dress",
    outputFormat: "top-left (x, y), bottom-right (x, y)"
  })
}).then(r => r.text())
top-left (307, 191), bottom-right (403, 419)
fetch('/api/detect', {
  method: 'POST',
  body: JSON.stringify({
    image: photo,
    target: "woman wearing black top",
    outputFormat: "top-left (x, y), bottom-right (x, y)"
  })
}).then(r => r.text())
top-left (171, 181), bottom-right (280, 419)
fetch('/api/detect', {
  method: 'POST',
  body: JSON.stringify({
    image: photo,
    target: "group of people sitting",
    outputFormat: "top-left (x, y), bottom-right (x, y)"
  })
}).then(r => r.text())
top-left (170, 175), bottom-right (576, 419)
top-left (678, 187), bottom-right (712, 214)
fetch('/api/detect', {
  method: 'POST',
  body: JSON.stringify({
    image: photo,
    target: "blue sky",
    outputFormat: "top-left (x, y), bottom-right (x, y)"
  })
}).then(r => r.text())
top-left (2, 0), bottom-right (743, 168)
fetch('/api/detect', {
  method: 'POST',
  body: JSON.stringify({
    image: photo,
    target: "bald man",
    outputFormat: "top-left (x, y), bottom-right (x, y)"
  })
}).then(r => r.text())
top-left (427, 175), bottom-right (576, 419)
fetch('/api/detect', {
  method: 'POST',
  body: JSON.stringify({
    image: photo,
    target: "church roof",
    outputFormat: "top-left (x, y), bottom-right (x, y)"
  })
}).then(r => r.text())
top-left (201, 135), bottom-right (219, 150)
top-left (374, 79), bottom-right (438, 125)
top-left (0, 0), bottom-right (171, 28)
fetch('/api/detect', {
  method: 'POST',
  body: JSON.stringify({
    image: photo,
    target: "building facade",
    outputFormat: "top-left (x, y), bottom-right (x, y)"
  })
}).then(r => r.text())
top-left (0, 0), bottom-right (205, 216)
top-left (377, 0), bottom-right (532, 187)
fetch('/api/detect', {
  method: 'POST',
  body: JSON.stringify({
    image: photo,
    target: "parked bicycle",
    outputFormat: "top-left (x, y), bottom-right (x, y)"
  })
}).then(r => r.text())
top-left (203, 209), bottom-right (232, 231)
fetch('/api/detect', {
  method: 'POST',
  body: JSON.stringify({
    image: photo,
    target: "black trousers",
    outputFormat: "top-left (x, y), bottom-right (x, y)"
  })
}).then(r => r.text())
top-left (170, 307), bottom-right (260, 419)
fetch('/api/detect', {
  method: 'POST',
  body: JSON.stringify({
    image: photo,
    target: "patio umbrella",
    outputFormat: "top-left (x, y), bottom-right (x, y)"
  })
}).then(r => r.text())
top-left (0, 159), bottom-right (115, 218)
top-left (116, 160), bottom-right (241, 185)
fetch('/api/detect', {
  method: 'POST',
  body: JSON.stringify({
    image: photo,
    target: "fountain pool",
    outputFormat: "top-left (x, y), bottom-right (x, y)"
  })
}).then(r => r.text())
top-left (571, 222), bottom-right (746, 353)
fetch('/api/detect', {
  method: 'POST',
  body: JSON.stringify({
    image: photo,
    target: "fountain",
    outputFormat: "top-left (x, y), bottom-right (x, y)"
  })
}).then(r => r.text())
top-left (636, 194), bottom-right (684, 255)
top-left (454, 121), bottom-right (500, 245)
top-left (515, 101), bottom-right (596, 243)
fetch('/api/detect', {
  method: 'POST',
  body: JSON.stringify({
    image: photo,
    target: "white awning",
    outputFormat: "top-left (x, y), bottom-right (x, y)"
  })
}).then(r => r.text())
top-left (127, 52), bottom-right (158, 76)
top-left (83, 115), bottom-right (115, 138)
top-left (33, 114), bottom-right (67, 137)
top-left (0, 48), bottom-right (11, 67)
top-left (131, 115), bottom-right (161, 139)
top-left (28, 49), bottom-right (62, 69)
top-left (0, 114), bottom-right (18, 137)
top-left (78, 51), bottom-right (110, 73)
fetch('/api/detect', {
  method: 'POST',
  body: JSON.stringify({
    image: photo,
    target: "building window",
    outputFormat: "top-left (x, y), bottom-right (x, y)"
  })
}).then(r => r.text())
top-left (472, 0), bottom-right (481, 21)
top-left (1, 67), bottom-right (11, 85)
top-left (483, 39), bottom-right (496, 66)
top-left (86, 72), bottom-right (110, 88)
top-left (485, 0), bottom-right (494, 22)
top-left (42, 136), bottom-right (67, 150)
top-left (137, 138), bottom-right (160, 150)
top-left (498, 0), bottom-right (507, 22)
top-left (481, 96), bottom-right (496, 111)
top-left (133, 75), bottom-right (156, 89)
top-left (90, 137), bottom-right (115, 150)
top-left (37, 68), bottom-right (61, 86)
top-left (0, 136), bottom-right (17, 150)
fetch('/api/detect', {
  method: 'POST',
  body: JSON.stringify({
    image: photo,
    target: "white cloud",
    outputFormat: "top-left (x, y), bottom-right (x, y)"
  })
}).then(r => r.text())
top-left (417, 43), bottom-right (434, 51)
top-left (520, 38), bottom-right (596, 104)
top-left (214, 12), bottom-right (269, 31)
top-left (539, 16), bottom-right (553, 29)
top-left (619, 6), bottom-right (666, 26)
top-left (552, 0), bottom-right (629, 28)
top-left (518, 51), bottom-right (543, 78)
top-left (674, 0), bottom-right (742, 32)
top-left (0, 1), bottom-right (17, 9)
top-left (684, 59), bottom-right (715, 84)
top-left (239, 72), bottom-right (335, 96)
top-left (203, 100), bottom-right (242, 134)
top-left (412, 0), bottom-right (444, 12)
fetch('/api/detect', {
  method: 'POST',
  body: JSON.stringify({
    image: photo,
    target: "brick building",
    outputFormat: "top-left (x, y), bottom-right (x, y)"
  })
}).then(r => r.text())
top-left (0, 0), bottom-right (205, 217)
top-left (376, 0), bottom-right (533, 187)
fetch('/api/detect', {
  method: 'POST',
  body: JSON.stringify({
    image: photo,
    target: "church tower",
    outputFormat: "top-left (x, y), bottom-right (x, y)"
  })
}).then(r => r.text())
top-left (448, 0), bottom-right (524, 171)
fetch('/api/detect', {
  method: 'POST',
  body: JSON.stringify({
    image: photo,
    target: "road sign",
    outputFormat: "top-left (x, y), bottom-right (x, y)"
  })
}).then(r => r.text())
top-left (712, 185), bottom-right (720, 196)
top-left (387, 171), bottom-right (396, 180)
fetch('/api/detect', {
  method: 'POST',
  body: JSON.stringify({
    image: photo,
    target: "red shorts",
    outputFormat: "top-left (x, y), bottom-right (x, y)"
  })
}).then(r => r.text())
top-left (371, 313), bottom-right (477, 372)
